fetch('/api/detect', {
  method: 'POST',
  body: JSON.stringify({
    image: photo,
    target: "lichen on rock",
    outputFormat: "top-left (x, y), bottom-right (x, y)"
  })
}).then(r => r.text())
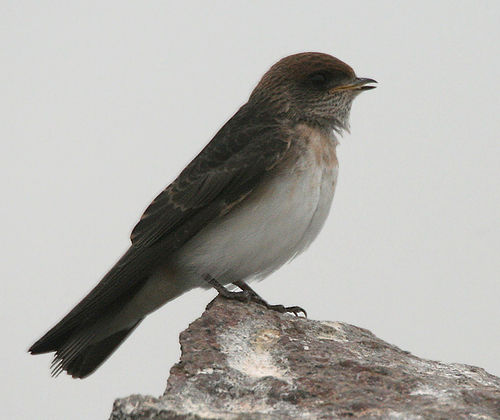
top-left (110, 298), bottom-right (500, 420)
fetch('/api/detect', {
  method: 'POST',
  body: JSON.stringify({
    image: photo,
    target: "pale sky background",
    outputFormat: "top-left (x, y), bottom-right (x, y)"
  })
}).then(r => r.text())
top-left (2, 1), bottom-right (499, 419)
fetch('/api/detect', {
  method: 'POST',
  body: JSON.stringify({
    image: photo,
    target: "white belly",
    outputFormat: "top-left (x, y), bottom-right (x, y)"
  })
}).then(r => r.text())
top-left (171, 146), bottom-right (338, 287)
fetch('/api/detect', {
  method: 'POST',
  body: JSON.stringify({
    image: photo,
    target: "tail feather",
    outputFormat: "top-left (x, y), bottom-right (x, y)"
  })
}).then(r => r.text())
top-left (50, 332), bottom-right (96, 377)
top-left (49, 320), bottom-right (143, 379)
top-left (29, 244), bottom-right (180, 377)
top-left (28, 249), bottom-right (151, 377)
top-left (29, 245), bottom-right (155, 356)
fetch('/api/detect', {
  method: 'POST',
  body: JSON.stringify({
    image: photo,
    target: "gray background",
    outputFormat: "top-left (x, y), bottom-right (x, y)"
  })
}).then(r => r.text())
top-left (2, 1), bottom-right (499, 419)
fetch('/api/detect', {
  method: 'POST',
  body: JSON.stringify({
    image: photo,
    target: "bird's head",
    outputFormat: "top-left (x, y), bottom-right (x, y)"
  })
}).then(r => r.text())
top-left (249, 52), bottom-right (376, 132)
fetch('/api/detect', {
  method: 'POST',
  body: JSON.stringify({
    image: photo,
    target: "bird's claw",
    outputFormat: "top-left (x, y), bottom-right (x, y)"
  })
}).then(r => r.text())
top-left (285, 305), bottom-right (308, 317)
top-left (264, 303), bottom-right (307, 318)
top-left (205, 276), bottom-right (308, 318)
top-left (216, 290), bottom-right (307, 317)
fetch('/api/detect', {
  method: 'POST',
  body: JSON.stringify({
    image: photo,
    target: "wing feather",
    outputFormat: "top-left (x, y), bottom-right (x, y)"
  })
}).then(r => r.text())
top-left (29, 106), bottom-right (291, 352)
top-left (130, 106), bottom-right (290, 247)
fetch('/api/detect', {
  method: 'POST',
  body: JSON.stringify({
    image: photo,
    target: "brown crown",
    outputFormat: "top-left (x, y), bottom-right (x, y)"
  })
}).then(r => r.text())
top-left (252, 52), bottom-right (355, 96)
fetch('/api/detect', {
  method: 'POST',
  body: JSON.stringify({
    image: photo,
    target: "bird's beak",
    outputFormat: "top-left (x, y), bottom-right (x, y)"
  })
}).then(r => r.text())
top-left (330, 77), bottom-right (377, 93)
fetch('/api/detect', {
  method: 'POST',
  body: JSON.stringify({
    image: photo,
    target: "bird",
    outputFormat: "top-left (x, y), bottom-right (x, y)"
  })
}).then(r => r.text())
top-left (29, 52), bottom-right (376, 378)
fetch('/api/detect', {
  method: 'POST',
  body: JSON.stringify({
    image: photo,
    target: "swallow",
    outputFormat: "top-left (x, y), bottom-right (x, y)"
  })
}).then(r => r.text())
top-left (29, 52), bottom-right (376, 378)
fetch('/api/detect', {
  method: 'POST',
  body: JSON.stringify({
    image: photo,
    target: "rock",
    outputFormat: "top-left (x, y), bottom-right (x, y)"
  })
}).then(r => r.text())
top-left (110, 297), bottom-right (500, 419)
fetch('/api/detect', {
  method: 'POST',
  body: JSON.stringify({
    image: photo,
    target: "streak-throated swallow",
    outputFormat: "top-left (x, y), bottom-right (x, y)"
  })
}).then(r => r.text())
top-left (29, 52), bottom-right (376, 378)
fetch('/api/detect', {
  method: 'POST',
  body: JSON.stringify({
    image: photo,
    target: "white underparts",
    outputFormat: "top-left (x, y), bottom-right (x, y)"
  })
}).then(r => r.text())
top-left (114, 129), bottom-right (339, 324)
top-left (172, 131), bottom-right (338, 287)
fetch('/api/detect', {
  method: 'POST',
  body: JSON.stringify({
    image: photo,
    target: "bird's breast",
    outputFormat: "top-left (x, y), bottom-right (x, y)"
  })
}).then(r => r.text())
top-left (171, 125), bottom-right (339, 286)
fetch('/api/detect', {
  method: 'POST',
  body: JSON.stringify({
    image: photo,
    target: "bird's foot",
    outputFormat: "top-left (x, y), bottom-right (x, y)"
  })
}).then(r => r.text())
top-left (261, 303), bottom-right (307, 317)
top-left (204, 276), bottom-right (307, 317)
top-left (204, 275), bottom-right (252, 301)
top-left (204, 276), bottom-right (253, 311)
top-left (233, 280), bottom-right (307, 317)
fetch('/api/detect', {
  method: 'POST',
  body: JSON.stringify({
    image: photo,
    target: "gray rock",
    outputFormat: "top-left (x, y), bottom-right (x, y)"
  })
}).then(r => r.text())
top-left (110, 298), bottom-right (500, 419)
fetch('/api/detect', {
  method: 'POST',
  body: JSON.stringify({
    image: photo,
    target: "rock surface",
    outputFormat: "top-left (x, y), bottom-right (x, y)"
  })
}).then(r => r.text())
top-left (110, 298), bottom-right (500, 419)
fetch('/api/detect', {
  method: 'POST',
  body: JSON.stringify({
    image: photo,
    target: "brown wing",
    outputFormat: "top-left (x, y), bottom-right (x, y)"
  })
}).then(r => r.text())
top-left (130, 106), bottom-right (290, 248)
top-left (29, 105), bottom-right (291, 354)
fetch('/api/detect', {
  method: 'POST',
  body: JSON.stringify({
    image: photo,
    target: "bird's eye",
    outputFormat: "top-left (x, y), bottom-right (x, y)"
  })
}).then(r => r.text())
top-left (308, 72), bottom-right (328, 86)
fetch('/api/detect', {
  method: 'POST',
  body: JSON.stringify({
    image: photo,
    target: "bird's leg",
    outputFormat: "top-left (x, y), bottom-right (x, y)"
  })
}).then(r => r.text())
top-left (233, 280), bottom-right (307, 317)
top-left (203, 275), bottom-right (252, 303)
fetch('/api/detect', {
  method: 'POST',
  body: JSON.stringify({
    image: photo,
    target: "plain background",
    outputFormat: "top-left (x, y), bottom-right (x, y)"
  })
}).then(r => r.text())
top-left (2, 1), bottom-right (499, 419)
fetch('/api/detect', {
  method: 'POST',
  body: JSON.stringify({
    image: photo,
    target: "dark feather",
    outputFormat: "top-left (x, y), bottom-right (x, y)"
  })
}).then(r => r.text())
top-left (29, 103), bottom-right (290, 366)
top-left (52, 320), bottom-right (143, 379)
top-left (130, 104), bottom-right (290, 247)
